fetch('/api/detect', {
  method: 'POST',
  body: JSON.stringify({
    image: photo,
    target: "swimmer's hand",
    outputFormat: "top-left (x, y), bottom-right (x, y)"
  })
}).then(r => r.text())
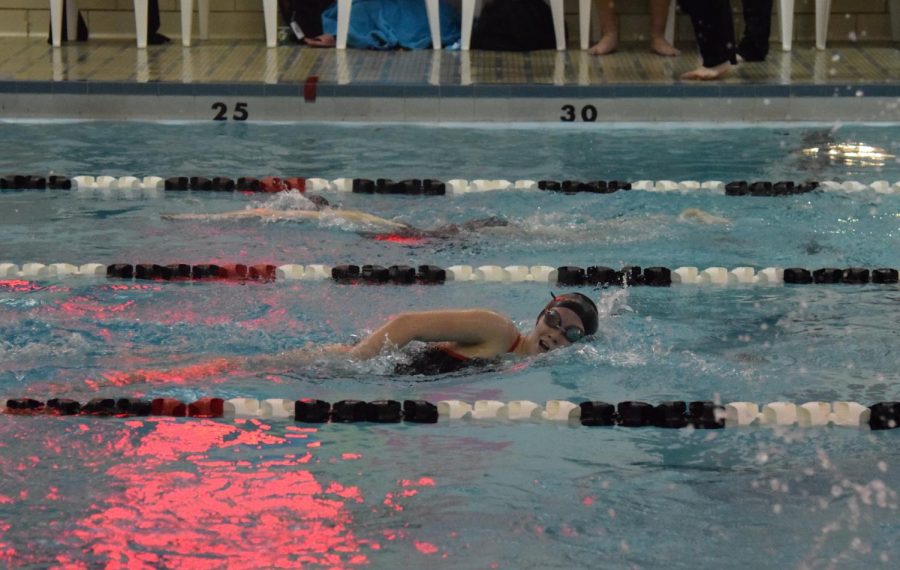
top-left (678, 208), bottom-right (730, 225)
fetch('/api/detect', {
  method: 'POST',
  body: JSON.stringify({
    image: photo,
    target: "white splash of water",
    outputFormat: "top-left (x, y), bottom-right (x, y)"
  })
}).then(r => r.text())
top-left (486, 211), bottom-right (670, 245)
top-left (251, 190), bottom-right (317, 211)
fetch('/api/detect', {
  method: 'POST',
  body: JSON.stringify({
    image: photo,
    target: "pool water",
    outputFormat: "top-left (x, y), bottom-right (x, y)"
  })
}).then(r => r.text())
top-left (0, 121), bottom-right (898, 569)
top-left (2, 121), bottom-right (899, 183)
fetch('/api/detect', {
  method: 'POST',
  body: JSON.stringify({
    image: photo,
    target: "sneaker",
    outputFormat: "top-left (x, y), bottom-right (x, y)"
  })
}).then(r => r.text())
top-left (148, 33), bottom-right (171, 45)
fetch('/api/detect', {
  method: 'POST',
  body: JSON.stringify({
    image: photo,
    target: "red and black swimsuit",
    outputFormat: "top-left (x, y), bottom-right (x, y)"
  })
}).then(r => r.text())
top-left (394, 335), bottom-right (522, 376)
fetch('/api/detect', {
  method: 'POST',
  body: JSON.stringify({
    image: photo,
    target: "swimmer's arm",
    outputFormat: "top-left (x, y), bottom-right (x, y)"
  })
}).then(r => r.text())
top-left (347, 309), bottom-right (517, 360)
top-left (323, 210), bottom-right (411, 231)
top-left (240, 343), bottom-right (352, 370)
top-left (161, 208), bottom-right (322, 221)
top-left (161, 208), bottom-right (410, 231)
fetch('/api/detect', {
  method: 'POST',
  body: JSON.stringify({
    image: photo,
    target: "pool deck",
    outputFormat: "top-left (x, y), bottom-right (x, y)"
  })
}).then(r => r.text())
top-left (0, 38), bottom-right (898, 122)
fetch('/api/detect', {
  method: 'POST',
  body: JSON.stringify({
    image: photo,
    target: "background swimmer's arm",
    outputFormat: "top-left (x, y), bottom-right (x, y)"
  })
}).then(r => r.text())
top-left (161, 208), bottom-right (410, 231)
top-left (326, 210), bottom-right (410, 231)
top-left (161, 208), bottom-right (321, 221)
top-left (348, 309), bottom-right (517, 360)
top-left (678, 208), bottom-right (730, 225)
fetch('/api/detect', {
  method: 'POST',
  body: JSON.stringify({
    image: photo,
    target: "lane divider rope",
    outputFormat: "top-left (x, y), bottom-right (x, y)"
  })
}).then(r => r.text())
top-left (1, 263), bottom-right (897, 286)
top-left (2, 175), bottom-right (899, 195)
top-left (3, 397), bottom-right (898, 430)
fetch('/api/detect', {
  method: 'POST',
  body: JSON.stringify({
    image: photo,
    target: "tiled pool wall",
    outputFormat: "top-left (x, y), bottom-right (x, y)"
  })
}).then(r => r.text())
top-left (1, 81), bottom-right (898, 122)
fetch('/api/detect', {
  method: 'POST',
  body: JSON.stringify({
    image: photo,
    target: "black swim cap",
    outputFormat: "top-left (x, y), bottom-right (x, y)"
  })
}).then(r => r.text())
top-left (538, 292), bottom-right (599, 336)
top-left (307, 195), bottom-right (330, 210)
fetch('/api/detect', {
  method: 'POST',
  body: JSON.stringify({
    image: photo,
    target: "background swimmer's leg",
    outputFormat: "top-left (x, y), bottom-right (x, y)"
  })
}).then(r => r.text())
top-left (360, 216), bottom-right (509, 240)
top-left (678, 208), bottom-right (731, 225)
top-left (425, 216), bottom-right (510, 237)
top-left (461, 216), bottom-right (510, 231)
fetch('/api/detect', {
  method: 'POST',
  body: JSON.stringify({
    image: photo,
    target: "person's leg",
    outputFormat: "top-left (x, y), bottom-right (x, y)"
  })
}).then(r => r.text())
top-left (678, 0), bottom-right (736, 79)
top-left (737, 0), bottom-right (773, 61)
top-left (147, 0), bottom-right (171, 44)
top-left (588, 0), bottom-right (619, 55)
top-left (649, 0), bottom-right (679, 56)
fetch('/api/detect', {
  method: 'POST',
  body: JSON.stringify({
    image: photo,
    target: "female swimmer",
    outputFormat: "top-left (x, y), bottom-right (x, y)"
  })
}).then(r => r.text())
top-left (238, 292), bottom-right (600, 376)
top-left (114, 292), bottom-right (599, 383)
top-left (162, 192), bottom-right (509, 238)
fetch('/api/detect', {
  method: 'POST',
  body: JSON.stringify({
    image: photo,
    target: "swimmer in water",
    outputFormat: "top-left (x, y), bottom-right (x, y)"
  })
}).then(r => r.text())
top-left (162, 192), bottom-right (510, 239)
top-left (163, 190), bottom-right (729, 241)
top-left (677, 207), bottom-right (730, 225)
top-left (243, 291), bottom-right (599, 376)
top-left (126, 292), bottom-right (599, 382)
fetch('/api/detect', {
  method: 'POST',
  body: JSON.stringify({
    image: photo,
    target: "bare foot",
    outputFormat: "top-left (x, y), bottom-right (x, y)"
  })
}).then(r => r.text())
top-left (650, 36), bottom-right (679, 56)
top-left (305, 34), bottom-right (336, 48)
top-left (680, 61), bottom-right (732, 81)
top-left (588, 35), bottom-right (618, 56)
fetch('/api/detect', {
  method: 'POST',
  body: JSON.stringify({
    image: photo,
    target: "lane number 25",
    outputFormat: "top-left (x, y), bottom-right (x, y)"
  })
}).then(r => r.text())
top-left (212, 102), bottom-right (249, 121)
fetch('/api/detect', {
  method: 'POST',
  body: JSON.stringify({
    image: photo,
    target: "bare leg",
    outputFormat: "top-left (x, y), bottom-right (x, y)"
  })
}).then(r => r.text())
top-left (680, 60), bottom-right (732, 80)
top-left (649, 0), bottom-right (679, 56)
top-left (678, 0), bottom-right (736, 78)
top-left (588, 0), bottom-right (618, 55)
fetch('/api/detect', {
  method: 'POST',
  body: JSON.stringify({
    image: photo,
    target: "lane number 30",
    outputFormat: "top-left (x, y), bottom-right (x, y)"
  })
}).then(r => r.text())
top-left (560, 104), bottom-right (598, 122)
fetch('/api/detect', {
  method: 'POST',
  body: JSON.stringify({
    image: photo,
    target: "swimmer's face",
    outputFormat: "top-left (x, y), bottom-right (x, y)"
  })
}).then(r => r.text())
top-left (525, 306), bottom-right (586, 355)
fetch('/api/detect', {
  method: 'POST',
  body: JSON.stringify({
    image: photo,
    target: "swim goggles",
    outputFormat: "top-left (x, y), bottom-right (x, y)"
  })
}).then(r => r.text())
top-left (543, 309), bottom-right (585, 343)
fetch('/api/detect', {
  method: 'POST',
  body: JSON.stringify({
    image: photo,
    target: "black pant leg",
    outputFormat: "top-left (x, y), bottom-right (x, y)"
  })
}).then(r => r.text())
top-left (738, 0), bottom-right (773, 61)
top-left (148, 0), bottom-right (160, 35)
top-left (678, 0), bottom-right (737, 68)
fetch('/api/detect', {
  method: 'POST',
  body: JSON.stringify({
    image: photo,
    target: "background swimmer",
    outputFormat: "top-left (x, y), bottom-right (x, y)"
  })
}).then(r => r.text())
top-left (163, 191), bottom-right (730, 240)
top-left (677, 208), bottom-right (730, 225)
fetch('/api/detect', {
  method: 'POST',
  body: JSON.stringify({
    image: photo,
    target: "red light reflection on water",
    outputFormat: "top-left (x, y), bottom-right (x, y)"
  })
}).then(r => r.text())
top-left (0, 280), bottom-right (67, 293)
top-left (0, 520), bottom-right (13, 560)
top-left (372, 234), bottom-right (427, 246)
top-left (414, 541), bottom-right (439, 555)
top-left (105, 285), bottom-right (159, 292)
top-left (61, 419), bottom-right (377, 569)
top-left (58, 297), bottom-right (136, 319)
top-left (96, 357), bottom-right (237, 388)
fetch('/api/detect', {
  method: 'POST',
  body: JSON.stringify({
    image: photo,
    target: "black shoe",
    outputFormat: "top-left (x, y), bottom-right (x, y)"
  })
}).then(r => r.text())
top-left (737, 39), bottom-right (768, 62)
top-left (737, 50), bottom-right (767, 62)
top-left (148, 33), bottom-right (171, 45)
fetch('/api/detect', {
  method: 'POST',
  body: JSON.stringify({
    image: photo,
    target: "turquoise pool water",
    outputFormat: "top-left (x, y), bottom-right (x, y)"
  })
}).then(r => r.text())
top-left (0, 121), bottom-right (898, 569)
top-left (2, 121), bottom-right (899, 183)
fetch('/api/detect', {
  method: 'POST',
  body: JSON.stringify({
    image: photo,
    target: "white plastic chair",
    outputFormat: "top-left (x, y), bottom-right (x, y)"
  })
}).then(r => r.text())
top-left (50, 0), bottom-right (278, 49)
top-left (778, 0), bottom-right (832, 51)
top-left (579, 0), bottom-right (676, 50)
top-left (461, 0), bottom-right (566, 51)
top-left (336, 0), bottom-right (442, 49)
top-left (49, 0), bottom-right (79, 47)
top-left (50, 0), bottom-right (152, 48)
top-left (185, 0), bottom-right (279, 48)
